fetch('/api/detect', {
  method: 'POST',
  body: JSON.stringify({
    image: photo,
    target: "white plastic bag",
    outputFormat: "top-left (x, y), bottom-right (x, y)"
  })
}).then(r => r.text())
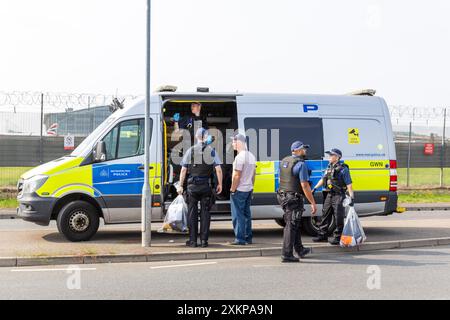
top-left (340, 206), bottom-right (367, 248)
top-left (158, 195), bottom-right (188, 233)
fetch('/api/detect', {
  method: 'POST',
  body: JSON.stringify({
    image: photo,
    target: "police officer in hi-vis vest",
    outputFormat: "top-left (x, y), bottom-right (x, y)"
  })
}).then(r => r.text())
top-left (278, 141), bottom-right (317, 263)
top-left (178, 128), bottom-right (223, 248)
top-left (312, 148), bottom-right (354, 245)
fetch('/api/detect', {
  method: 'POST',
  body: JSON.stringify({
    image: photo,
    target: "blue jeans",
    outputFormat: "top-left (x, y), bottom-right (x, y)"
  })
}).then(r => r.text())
top-left (230, 191), bottom-right (253, 244)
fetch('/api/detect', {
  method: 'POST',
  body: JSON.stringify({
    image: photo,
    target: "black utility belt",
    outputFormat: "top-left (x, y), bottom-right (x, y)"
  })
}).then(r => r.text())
top-left (325, 190), bottom-right (346, 196)
top-left (188, 178), bottom-right (211, 186)
top-left (278, 191), bottom-right (304, 197)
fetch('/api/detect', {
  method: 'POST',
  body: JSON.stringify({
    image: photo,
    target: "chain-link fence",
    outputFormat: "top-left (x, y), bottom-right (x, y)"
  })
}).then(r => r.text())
top-left (390, 106), bottom-right (449, 189)
top-left (0, 93), bottom-right (448, 190)
top-left (0, 92), bottom-right (141, 190)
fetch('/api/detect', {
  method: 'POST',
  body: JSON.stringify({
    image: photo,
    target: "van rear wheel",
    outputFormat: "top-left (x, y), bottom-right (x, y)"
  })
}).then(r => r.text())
top-left (302, 216), bottom-right (336, 237)
top-left (275, 218), bottom-right (286, 228)
top-left (57, 200), bottom-right (100, 242)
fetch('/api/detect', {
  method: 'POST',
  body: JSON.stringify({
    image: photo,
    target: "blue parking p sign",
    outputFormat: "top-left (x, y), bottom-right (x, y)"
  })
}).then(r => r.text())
top-left (303, 104), bottom-right (319, 113)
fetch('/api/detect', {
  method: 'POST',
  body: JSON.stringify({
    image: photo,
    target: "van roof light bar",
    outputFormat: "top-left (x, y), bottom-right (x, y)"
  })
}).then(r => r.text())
top-left (348, 89), bottom-right (376, 96)
top-left (197, 87), bottom-right (210, 93)
top-left (155, 85), bottom-right (178, 93)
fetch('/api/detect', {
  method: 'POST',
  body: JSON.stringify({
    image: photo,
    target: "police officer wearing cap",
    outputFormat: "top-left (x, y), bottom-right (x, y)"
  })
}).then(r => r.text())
top-left (178, 128), bottom-right (223, 248)
top-left (312, 148), bottom-right (354, 245)
top-left (278, 141), bottom-right (318, 263)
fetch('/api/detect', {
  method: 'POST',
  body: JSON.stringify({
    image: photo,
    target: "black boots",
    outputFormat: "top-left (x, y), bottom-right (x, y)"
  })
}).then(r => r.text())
top-left (312, 234), bottom-right (328, 243)
top-left (186, 240), bottom-right (198, 248)
top-left (282, 246), bottom-right (311, 263)
top-left (312, 235), bottom-right (341, 245)
top-left (281, 256), bottom-right (300, 263)
top-left (186, 240), bottom-right (208, 248)
top-left (295, 246), bottom-right (311, 259)
top-left (329, 238), bottom-right (340, 246)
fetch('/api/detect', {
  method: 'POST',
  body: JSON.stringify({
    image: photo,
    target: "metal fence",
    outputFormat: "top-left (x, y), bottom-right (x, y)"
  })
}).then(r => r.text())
top-left (0, 92), bottom-right (141, 190)
top-left (390, 106), bottom-right (448, 188)
top-left (0, 93), bottom-right (449, 189)
top-left (0, 92), bottom-right (141, 136)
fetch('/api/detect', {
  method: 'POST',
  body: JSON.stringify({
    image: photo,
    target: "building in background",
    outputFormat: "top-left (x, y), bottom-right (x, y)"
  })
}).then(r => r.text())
top-left (0, 105), bottom-right (111, 137)
top-left (43, 105), bottom-right (111, 137)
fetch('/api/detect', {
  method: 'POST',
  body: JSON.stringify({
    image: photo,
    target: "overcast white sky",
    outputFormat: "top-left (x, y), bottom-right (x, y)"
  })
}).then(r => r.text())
top-left (1, 0), bottom-right (450, 107)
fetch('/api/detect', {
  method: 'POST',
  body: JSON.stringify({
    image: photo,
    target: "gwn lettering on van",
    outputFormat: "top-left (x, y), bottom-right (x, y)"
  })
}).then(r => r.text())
top-left (370, 161), bottom-right (385, 168)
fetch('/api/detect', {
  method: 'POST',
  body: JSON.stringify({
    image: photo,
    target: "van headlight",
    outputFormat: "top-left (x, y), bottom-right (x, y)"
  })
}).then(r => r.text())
top-left (22, 175), bottom-right (49, 194)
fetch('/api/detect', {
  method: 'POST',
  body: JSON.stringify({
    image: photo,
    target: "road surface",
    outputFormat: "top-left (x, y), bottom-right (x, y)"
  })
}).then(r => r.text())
top-left (1, 245), bottom-right (450, 300)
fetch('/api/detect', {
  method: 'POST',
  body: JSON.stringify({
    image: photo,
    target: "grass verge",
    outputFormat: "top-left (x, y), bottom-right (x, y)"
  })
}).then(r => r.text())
top-left (0, 198), bottom-right (18, 209)
top-left (398, 190), bottom-right (450, 204)
top-left (0, 167), bottom-right (33, 188)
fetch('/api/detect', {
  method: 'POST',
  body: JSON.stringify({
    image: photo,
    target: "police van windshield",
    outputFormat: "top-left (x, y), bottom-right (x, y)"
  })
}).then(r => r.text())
top-left (71, 117), bottom-right (116, 157)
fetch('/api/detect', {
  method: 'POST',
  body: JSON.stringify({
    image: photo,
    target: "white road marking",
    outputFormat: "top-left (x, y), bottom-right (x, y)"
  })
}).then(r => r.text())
top-left (253, 265), bottom-right (286, 268)
top-left (150, 262), bottom-right (218, 269)
top-left (11, 267), bottom-right (97, 273)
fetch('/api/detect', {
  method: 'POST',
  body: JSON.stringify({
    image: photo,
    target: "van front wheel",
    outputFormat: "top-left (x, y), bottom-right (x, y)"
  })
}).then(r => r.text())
top-left (57, 201), bottom-right (100, 242)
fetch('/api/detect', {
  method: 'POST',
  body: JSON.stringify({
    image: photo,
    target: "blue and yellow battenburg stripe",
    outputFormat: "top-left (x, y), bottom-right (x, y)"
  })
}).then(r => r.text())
top-left (92, 163), bottom-right (162, 196)
top-left (253, 160), bottom-right (391, 193)
top-left (36, 156), bottom-right (390, 200)
top-left (36, 159), bottom-right (162, 198)
top-left (253, 160), bottom-right (325, 193)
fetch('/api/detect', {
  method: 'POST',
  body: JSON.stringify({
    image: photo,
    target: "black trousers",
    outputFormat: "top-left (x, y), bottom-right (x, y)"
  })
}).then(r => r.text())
top-left (187, 182), bottom-right (212, 243)
top-left (277, 192), bottom-right (305, 258)
top-left (318, 192), bottom-right (345, 239)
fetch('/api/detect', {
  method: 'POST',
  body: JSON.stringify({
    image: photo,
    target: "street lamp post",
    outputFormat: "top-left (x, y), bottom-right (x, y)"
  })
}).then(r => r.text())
top-left (142, 0), bottom-right (152, 247)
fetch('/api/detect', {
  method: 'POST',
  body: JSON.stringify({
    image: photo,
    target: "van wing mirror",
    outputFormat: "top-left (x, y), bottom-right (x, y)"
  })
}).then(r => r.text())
top-left (93, 141), bottom-right (107, 163)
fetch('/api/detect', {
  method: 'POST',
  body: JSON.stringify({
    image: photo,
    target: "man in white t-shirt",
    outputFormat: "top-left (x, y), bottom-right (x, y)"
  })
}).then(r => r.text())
top-left (229, 133), bottom-right (256, 245)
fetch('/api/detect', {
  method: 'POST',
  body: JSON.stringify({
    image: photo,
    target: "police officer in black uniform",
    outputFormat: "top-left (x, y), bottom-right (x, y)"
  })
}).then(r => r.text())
top-left (312, 148), bottom-right (355, 245)
top-left (178, 128), bottom-right (223, 248)
top-left (278, 141), bottom-right (318, 263)
top-left (173, 102), bottom-right (209, 146)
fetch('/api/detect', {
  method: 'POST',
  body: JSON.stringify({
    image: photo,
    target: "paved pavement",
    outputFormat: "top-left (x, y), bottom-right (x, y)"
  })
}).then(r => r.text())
top-left (0, 209), bottom-right (16, 220)
top-left (0, 211), bottom-right (449, 258)
top-left (1, 246), bottom-right (450, 299)
top-left (0, 202), bottom-right (447, 220)
top-left (401, 203), bottom-right (450, 211)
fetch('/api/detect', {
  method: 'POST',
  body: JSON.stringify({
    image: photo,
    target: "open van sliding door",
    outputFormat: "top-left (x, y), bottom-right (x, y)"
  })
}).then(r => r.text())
top-left (159, 95), bottom-right (239, 217)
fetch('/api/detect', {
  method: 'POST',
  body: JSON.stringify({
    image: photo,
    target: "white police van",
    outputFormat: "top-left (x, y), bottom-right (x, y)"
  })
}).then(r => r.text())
top-left (17, 87), bottom-right (398, 241)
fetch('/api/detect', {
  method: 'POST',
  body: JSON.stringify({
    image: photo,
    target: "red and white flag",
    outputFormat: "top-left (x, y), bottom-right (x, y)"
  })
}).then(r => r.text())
top-left (47, 123), bottom-right (58, 136)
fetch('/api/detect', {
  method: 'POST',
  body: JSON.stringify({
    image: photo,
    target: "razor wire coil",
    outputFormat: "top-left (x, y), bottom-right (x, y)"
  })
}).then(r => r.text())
top-left (389, 105), bottom-right (449, 122)
top-left (0, 91), bottom-right (143, 110)
top-left (0, 91), bottom-right (448, 121)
